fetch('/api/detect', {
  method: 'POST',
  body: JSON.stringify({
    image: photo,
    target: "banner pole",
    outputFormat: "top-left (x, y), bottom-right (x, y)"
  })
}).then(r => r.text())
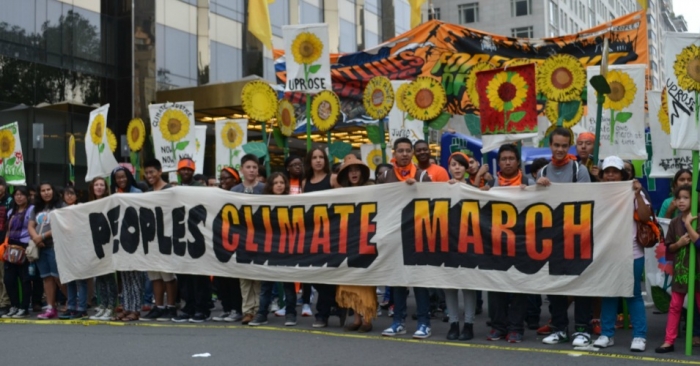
top-left (686, 150), bottom-right (698, 356)
top-left (379, 118), bottom-right (387, 163)
top-left (306, 96), bottom-right (312, 152)
top-left (592, 38), bottom-right (609, 165)
top-left (261, 121), bottom-right (271, 176)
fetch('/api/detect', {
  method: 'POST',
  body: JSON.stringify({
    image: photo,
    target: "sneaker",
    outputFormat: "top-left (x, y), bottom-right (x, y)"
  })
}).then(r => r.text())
top-left (212, 312), bottom-right (230, 322)
top-left (594, 335), bottom-right (614, 348)
top-left (413, 324), bottom-right (432, 339)
top-left (274, 308), bottom-right (286, 317)
top-left (158, 307), bottom-right (178, 322)
top-left (270, 300), bottom-right (280, 313)
top-left (537, 322), bottom-right (553, 335)
top-left (249, 313), bottom-right (268, 326)
top-left (96, 308), bottom-right (113, 321)
top-left (141, 305), bottom-right (152, 312)
top-left (285, 314), bottom-right (297, 326)
top-left (172, 312), bottom-right (193, 323)
top-left (141, 307), bottom-right (163, 321)
top-left (58, 310), bottom-right (75, 320)
top-left (542, 331), bottom-right (570, 344)
top-left (89, 308), bottom-right (106, 320)
top-left (506, 331), bottom-right (523, 343)
top-left (388, 305), bottom-right (394, 317)
top-left (11, 309), bottom-right (28, 318)
top-left (312, 318), bottom-right (328, 328)
top-left (630, 337), bottom-right (646, 352)
top-left (2, 307), bottom-right (18, 318)
top-left (382, 322), bottom-right (406, 336)
top-left (487, 329), bottom-right (506, 341)
top-left (0, 306), bottom-right (9, 317)
top-left (241, 313), bottom-right (254, 325)
top-left (225, 311), bottom-right (243, 322)
top-left (572, 332), bottom-right (591, 347)
top-left (37, 308), bottom-right (58, 320)
top-left (189, 313), bottom-right (211, 323)
top-left (591, 319), bottom-right (602, 335)
top-left (301, 304), bottom-right (313, 317)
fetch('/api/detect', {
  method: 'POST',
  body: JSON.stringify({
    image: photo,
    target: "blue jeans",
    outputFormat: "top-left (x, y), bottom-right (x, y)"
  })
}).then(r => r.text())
top-left (392, 287), bottom-right (431, 326)
top-left (601, 257), bottom-right (647, 338)
top-left (257, 282), bottom-right (297, 316)
top-left (66, 279), bottom-right (88, 311)
top-left (142, 272), bottom-right (153, 305)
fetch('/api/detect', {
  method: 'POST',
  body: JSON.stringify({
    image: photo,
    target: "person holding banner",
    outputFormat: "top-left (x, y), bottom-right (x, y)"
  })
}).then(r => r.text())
top-left (378, 138), bottom-right (433, 339)
top-left (87, 177), bottom-right (118, 321)
top-left (29, 182), bottom-right (65, 320)
top-left (0, 177), bottom-right (14, 317)
top-left (57, 186), bottom-right (89, 320)
top-left (444, 151), bottom-right (477, 341)
top-left (592, 156), bottom-right (649, 352)
top-left (465, 153), bottom-right (492, 189)
top-left (1, 186), bottom-right (34, 319)
top-left (536, 127), bottom-right (592, 347)
top-left (334, 154), bottom-right (377, 333)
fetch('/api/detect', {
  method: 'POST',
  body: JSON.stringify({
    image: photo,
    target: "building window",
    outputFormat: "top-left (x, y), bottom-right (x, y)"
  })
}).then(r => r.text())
top-left (511, 0), bottom-right (531, 17)
top-left (647, 14), bottom-right (655, 28)
top-left (651, 60), bottom-right (658, 72)
top-left (511, 26), bottom-right (534, 38)
top-left (550, 1), bottom-right (559, 27)
top-left (648, 29), bottom-right (656, 42)
top-left (432, 7), bottom-right (441, 20)
top-left (458, 3), bottom-right (479, 24)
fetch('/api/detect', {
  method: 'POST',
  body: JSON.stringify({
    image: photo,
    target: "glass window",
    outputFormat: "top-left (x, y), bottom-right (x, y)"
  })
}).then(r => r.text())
top-left (458, 3), bottom-right (479, 24)
top-left (511, 0), bottom-right (531, 17)
top-left (648, 29), bottom-right (656, 42)
top-left (156, 25), bottom-right (197, 90)
top-left (511, 26), bottom-right (533, 38)
top-left (650, 60), bottom-right (658, 72)
top-left (339, 19), bottom-right (357, 53)
top-left (432, 7), bottom-right (441, 20)
top-left (647, 14), bottom-right (655, 28)
top-left (366, 0), bottom-right (380, 14)
top-left (301, 1), bottom-right (323, 23)
top-left (365, 30), bottom-right (380, 48)
top-left (270, 0), bottom-right (290, 37)
top-left (211, 0), bottom-right (245, 22)
top-left (210, 41), bottom-right (242, 83)
top-left (550, 1), bottom-right (559, 26)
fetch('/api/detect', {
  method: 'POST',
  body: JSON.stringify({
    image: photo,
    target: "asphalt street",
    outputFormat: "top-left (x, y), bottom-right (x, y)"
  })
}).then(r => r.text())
top-left (2, 295), bottom-right (700, 366)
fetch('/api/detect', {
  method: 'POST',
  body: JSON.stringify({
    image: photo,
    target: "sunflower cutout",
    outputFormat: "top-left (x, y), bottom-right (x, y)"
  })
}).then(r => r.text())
top-left (0, 129), bottom-right (15, 159)
top-left (395, 83), bottom-right (410, 113)
top-left (366, 148), bottom-right (384, 171)
top-left (311, 90), bottom-right (341, 132)
top-left (603, 70), bottom-right (636, 111)
top-left (537, 54), bottom-right (586, 102)
top-left (291, 32), bottom-right (323, 65)
top-left (659, 88), bottom-right (670, 135)
top-left (363, 76), bottom-right (395, 120)
top-left (506, 58), bottom-right (535, 67)
top-left (403, 77), bottom-right (447, 121)
top-left (127, 118), bottom-right (146, 151)
top-left (466, 62), bottom-right (495, 108)
top-left (241, 81), bottom-right (278, 122)
top-left (485, 71), bottom-right (528, 112)
top-left (90, 114), bottom-right (106, 145)
top-left (68, 134), bottom-right (75, 165)
top-left (105, 128), bottom-right (117, 153)
top-left (277, 99), bottom-right (296, 137)
top-left (544, 100), bottom-right (584, 128)
top-left (159, 109), bottom-right (190, 142)
top-left (221, 121), bottom-right (245, 167)
top-left (674, 44), bottom-right (700, 92)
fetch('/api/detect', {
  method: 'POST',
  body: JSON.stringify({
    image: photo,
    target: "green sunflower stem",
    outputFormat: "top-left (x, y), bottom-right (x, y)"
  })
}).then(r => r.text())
top-left (171, 141), bottom-right (176, 162)
top-left (592, 92), bottom-right (606, 164)
top-left (326, 130), bottom-right (332, 164)
top-left (609, 109), bottom-right (615, 144)
top-left (261, 121), bottom-right (271, 176)
top-left (379, 118), bottom-right (387, 164)
top-left (423, 121), bottom-right (429, 142)
top-left (304, 63), bottom-right (312, 153)
top-left (695, 91), bottom-right (698, 126)
top-left (229, 148), bottom-right (233, 168)
top-left (686, 150), bottom-right (699, 356)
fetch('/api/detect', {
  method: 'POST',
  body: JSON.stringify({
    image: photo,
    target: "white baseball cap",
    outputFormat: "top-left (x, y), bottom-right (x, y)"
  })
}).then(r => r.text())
top-left (601, 156), bottom-right (624, 171)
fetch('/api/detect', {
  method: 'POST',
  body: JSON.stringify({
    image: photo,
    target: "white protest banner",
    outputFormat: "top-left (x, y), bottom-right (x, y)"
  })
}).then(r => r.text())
top-left (215, 119), bottom-right (247, 179)
top-left (360, 144), bottom-right (392, 179)
top-left (664, 32), bottom-right (700, 150)
top-left (148, 102), bottom-right (197, 172)
top-left (194, 126), bottom-right (207, 175)
top-left (645, 217), bottom-right (673, 312)
top-left (283, 23), bottom-right (331, 94)
top-left (582, 65), bottom-right (647, 160)
top-left (85, 105), bottom-right (119, 181)
top-left (53, 182), bottom-right (634, 297)
top-left (0, 122), bottom-right (26, 185)
top-left (647, 91), bottom-right (692, 177)
top-left (388, 80), bottom-right (423, 146)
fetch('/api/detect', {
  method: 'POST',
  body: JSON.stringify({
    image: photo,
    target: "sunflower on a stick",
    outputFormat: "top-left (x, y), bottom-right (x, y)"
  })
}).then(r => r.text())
top-left (674, 44), bottom-right (700, 125)
top-left (241, 80), bottom-right (279, 172)
top-left (601, 70), bottom-right (636, 143)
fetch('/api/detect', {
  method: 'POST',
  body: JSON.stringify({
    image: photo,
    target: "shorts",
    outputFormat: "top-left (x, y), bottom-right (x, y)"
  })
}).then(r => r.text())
top-left (36, 246), bottom-right (59, 279)
top-left (147, 271), bottom-right (176, 282)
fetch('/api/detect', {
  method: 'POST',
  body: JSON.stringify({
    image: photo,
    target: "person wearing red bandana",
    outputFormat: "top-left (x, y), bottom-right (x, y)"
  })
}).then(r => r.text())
top-left (537, 127), bottom-right (592, 348)
top-left (576, 132), bottom-right (599, 181)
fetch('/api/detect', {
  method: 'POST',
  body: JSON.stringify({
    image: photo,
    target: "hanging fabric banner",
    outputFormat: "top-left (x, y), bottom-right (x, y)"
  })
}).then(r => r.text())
top-left (388, 80), bottom-right (424, 146)
top-left (85, 104), bottom-right (119, 181)
top-left (148, 102), bottom-right (197, 173)
top-left (215, 119), bottom-right (248, 179)
top-left (52, 182), bottom-right (634, 297)
top-left (0, 122), bottom-right (26, 185)
top-left (664, 32), bottom-right (700, 151)
top-left (282, 23), bottom-right (331, 94)
top-left (583, 65), bottom-right (647, 160)
top-left (647, 90), bottom-right (692, 177)
top-left (194, 126), bottom-right (207, 175)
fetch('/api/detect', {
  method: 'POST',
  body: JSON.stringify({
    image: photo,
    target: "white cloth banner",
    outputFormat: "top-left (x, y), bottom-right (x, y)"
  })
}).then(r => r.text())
top-left (282, 24), bottom-right (332, 94)
top-left (388, 80), bottom-right (424, 146)
top-left (0, 122), bottom-right (26, 185)
top-left (194, 126), bottom-right (207, 175)
top-left (360, 144), bottom-right (392, 179)
top-left (85, 105), bottom-right (119, 181)
top-left (52, 182), bottom-right (634, 297)
top-left (645, 217), bottom-right (673, 311)
top-left (215, 119), bottom-right (248, 179)
top-left (583, 65), bottom-right (647, 160)
top-left (664, 32), bottom-right (700, 150)
top-left (647, 91), bottom-right (692, 177)
top-left (148, 102), bottom-right (197, 172)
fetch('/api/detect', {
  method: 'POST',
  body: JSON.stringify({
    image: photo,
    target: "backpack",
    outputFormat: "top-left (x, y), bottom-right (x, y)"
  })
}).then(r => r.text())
top-left (541, 162), bottom-right (580, 183)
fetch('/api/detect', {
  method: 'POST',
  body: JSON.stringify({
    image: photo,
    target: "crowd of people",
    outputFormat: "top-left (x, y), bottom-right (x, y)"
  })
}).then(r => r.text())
top-left (0, 127), bottom-right (696, 354)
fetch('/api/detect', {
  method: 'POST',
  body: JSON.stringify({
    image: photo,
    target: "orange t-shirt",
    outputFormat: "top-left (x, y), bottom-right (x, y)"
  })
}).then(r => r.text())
top-left (290, 178), bottom-right (302, 195)
top-left (424, 164), bottom-right (450, 182)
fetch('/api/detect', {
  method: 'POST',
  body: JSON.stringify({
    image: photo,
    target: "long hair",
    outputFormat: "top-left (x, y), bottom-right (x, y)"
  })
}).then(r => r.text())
top-left (34, 182), bottom-right (61, 212)
top-left (89, 177), bottom-right (111, 201)
top-left (263, 172), bottom-right (290, 195)
top-left (110, 166), bottom-right (139, 193)
top-left (304, 147), bottom-right (330, 179)
top-left (8, 185), bottom-right (30, 220)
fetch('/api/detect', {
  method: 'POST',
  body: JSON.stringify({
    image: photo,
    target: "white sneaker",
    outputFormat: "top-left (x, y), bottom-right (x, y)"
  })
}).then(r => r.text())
top-left (593, 335), bottom-right (614, 348)
top-left (630, 337), bottom-right (646, 352)
top-left (542, 331), bottom-right (569, 345)
top-left (2, 307), bottom-right (18, 318)
top-left (270, 299), bottom-right (280, 313)
top-left (301, 304), bottom-right (312, 317)
top-left (572, 332), bottom-right (591, 347)
top-left (274, 308), bottom-right (286, 317)
top-left (224, 311), bottom-right (242, 322)
top-left (89, 308), bottom-right (106, 320)
top-left (12, 309), bottom-right (28, 318)
top-left (212, 312), bottom-right (230, 322)
top-left (96, 308), bottom-right (113, 321)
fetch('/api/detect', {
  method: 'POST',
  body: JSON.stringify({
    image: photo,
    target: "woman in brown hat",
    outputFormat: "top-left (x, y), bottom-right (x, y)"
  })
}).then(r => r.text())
top-left (334, 154), bottom-right (377, 332)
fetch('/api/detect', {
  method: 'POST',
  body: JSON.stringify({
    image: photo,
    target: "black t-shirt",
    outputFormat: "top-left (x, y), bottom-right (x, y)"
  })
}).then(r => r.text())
top-left (303, 175), bottom-right (332, 193)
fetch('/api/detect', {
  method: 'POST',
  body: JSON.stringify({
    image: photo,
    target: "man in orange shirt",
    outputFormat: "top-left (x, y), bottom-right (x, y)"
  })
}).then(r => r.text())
top-left (414, 140), bottom-right (449, 182)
